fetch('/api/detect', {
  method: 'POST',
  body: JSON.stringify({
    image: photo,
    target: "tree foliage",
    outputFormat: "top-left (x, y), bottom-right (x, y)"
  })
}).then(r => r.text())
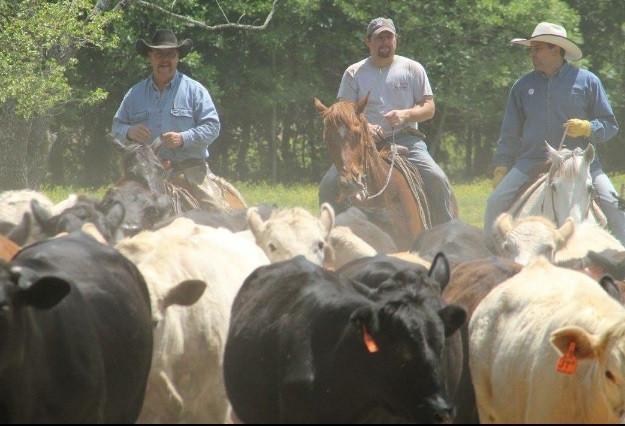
top-left (0, 0), bottom-right (623, 189)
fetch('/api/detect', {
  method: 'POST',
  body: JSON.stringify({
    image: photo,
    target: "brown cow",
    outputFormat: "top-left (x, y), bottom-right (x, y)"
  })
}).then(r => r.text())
top-left (442, 257), bottom-right (522, 424)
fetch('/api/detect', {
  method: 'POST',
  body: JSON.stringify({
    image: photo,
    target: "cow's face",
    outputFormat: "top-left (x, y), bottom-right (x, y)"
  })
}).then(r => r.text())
top-left (551, 325), bottom-right (625, 422)
top-left (248, 204), bottom-right (335, 266)
top-left (351, 292), bottom-right (465, 423)
top-left (493, 214), bottom-right (575, 265)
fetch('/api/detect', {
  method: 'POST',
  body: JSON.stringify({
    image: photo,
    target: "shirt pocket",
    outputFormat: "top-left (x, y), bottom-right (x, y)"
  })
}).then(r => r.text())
top-left (570, 87), bottom-right (587, 112)
top-left (170, 108), bottom-right (194, 130)
top-left (129, 111), bottom-right (148, 124)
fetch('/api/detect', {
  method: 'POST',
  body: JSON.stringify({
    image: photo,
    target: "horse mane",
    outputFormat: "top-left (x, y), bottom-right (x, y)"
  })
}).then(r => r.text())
top-left (321, 101), bottom-right (375, 149)
top-left (548, 148), bottom-right (585, 180)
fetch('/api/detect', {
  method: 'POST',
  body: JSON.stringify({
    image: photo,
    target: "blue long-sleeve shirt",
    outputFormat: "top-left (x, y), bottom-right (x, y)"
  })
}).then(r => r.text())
top-left (493, 62), bottom-right (619, 174)
top-left (112, 71), bottom-right (220, 162)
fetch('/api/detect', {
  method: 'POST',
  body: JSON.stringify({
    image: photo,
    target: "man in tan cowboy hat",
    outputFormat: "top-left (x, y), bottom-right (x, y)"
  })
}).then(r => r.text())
top-left (484, 22), bottom-right (624, 243)
top-left (112, 29), bottom-right (223, 209)
top-left (318, 17), bottom-right (455, 225)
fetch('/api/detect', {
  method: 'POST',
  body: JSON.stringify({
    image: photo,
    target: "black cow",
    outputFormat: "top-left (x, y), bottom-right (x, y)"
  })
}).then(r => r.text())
top-left (339, 254), bottom-right (465, 419)
top-left (31, 196), bottom-right (126, 243)
top-left (224, 255), bottom-right (466, 423)
top-left (0, 232), bottom-right (153, 422)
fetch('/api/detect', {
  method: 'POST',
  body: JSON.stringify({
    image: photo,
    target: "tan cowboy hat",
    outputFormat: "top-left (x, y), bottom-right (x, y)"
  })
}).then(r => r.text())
top-left (511, 22), bottom-right (582, 61)
top-left (136, 29), bottom-right (193, 58)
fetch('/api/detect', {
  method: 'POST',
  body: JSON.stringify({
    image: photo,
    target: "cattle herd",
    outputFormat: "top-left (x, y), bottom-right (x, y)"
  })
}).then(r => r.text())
top-left (2, 188), bottom-right (625, 423)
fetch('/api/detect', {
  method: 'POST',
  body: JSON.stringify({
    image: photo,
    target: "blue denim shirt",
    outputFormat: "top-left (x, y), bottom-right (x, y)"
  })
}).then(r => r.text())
top-left (112, 71), bottom-right (220, 161)
top-left (493, 63), bottom-right (619, 174)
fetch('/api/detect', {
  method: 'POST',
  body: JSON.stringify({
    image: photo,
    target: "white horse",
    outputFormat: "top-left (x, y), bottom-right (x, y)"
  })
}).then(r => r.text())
top-left (509, 142), bottom-right (603, 227)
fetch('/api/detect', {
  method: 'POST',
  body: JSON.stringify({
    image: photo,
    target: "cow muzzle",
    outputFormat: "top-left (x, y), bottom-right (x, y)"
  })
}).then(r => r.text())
top-left (423, 395), bottom-right (454, 424)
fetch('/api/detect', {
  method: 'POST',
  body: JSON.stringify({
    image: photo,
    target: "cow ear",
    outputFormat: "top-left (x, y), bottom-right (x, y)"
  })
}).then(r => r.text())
top-left (15, 276), bottom-right (71, 310)
top-left (428, 252), bottom-right (450, 292)
top-left (31, 199), bottom-right (55, 235)
top-left (555, 217), bottom-right (575, 248)
top-left (105, 201), bottom-right (125, 230)
top-left (438, 305), bottom-right (466, 337)
top-left (247, 207), bottom-right (266, 241)
top-left (319, 203), bottom-right (335, 238)
top-left (550, 326), bottom-right (599, 360)
top-left (162, 279), bottom-right (207, 310)
top-left (350, 306), bottom-right (380, 352)
top-left (313, 97), bottom-right (328, 115)
top-left (493, 213), bottom-right (514, 248)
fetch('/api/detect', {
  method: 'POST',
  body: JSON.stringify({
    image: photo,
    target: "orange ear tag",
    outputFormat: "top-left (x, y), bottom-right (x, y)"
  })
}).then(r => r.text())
top-left (363, 326), bottom-right (379, 353)
top-left (556, 342), bottom-right (577, 375)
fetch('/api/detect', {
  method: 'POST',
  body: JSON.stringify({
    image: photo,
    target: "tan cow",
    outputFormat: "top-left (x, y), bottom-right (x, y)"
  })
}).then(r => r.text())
top-left (116, 218), bottom-right (270, 423)
top-left (469, 257), bottom-right (625, 423)
top-left (247, 203), bottom-right (335, 265)
top-left (493, 213), bottom-right (625, 271)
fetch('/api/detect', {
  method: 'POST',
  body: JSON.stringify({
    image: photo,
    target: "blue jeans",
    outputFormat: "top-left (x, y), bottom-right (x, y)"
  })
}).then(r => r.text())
top-left (318, 135), bottom-right (454, 225)
top-left (484, 167), bottom-right (625, 245)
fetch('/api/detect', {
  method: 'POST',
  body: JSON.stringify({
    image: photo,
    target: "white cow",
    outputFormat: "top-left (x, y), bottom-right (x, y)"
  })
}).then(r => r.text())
top-left (470, 257), bottom-right (625, 423)
top-left (247, 203), bottom-right (334, 266)
top-left (493, 213), bottom-right (624, 267)
top-left (116, 218), bottom-right (269, 423)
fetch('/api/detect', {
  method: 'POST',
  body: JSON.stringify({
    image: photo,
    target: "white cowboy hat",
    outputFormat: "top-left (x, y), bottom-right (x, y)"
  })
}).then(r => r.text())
top-left (511, 22), bottom-right (582, 61)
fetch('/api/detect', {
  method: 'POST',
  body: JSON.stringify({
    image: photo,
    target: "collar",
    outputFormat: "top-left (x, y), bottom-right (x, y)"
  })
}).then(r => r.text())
top-left (149, 71), bottom-right (180, 91)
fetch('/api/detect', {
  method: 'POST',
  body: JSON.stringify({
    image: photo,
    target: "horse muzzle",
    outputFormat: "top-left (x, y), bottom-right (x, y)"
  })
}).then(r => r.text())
top-left (339, 175), bottom-right (366, 201)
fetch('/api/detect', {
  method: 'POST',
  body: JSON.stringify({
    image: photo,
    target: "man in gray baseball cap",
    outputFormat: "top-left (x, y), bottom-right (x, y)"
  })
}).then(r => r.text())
top-left (366, 17), bottom-right (396, 38)
top-left (319, 17), bottom-right (455, 226)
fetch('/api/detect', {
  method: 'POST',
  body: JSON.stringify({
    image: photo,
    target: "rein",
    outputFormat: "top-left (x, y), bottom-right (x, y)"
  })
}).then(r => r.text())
top-left (362, 129), bottom-right (398, 201)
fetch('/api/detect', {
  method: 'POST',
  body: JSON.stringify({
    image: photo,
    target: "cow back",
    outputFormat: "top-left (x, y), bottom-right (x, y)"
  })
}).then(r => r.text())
top-left (7, 233), bottom-right (152, 423)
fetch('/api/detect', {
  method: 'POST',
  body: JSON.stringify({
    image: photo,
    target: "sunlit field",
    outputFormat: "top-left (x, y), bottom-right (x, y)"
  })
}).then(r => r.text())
top-left (43, 173), bottom-right (625, 230)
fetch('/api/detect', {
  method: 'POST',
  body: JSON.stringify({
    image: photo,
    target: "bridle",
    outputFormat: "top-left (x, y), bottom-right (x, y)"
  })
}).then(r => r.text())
top-left (355, 128), bottom-right (397, 202)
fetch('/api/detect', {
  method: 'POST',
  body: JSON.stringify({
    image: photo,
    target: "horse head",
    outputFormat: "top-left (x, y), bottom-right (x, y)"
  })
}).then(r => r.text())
top-left (544, 141), bottom-right (595, 225)
top-left (112, 137), bottom-right (167, 194)
top-left (314, 95), bottom-right (375, 201)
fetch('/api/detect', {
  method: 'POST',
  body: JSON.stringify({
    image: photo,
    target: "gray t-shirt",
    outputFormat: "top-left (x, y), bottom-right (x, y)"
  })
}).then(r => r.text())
top-left (337, 55), bottom-right (433, 137)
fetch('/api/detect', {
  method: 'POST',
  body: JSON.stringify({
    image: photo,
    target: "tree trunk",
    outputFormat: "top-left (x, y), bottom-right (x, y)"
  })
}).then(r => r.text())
top-left (430, 107), bottom-right (447, 158)
top-left (0, 101), bottom-right (29, 190)
top-left (27, 115), bottom-right (52, 189)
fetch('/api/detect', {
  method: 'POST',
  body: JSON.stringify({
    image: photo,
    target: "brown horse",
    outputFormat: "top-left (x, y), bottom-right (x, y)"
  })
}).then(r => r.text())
top-left (314, 95), bottom-right (427, 250)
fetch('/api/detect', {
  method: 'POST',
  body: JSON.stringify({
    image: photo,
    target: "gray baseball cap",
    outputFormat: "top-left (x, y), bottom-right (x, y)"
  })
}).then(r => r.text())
top-left (366, 17), bottom-right (396, 38)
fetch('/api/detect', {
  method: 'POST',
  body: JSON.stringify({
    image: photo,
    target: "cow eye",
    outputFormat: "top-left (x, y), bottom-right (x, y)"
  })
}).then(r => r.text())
top-left (606, 370), bottom-right (616, 383)
top-left (317, 241), bottom-right (324, 251)
top-left (268, 242), bottom-right (277, 252)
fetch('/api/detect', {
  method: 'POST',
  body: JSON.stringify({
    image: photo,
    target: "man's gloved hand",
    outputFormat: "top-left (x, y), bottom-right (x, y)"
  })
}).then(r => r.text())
top-left (492, 166), bottom-right (508, 189)
top-left (564, 118), bottom-right (592, 138)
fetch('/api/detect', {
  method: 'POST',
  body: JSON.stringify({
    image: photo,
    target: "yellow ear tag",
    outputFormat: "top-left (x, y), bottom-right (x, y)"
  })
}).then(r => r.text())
top-left (363, 326), bottom-right (379, 353)
top-left (556, 342), bottom-right (577, 375)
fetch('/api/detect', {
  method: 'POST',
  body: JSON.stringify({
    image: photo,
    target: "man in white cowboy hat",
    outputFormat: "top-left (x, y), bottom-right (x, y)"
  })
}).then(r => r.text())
top-left (484, 22), bottom-right (625, 243)
top-left (318, 17), bottom-right (455, 225)
top-left (112, 29), bottom-right (222, 208)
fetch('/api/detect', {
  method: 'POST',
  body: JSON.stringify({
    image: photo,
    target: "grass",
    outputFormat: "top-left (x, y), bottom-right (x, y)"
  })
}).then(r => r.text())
top-left (42, 173), bottom-right (625, 230)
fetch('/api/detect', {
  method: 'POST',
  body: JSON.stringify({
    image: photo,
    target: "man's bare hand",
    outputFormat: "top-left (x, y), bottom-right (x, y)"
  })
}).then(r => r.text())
top-left (368, 123), bottom-right (384, 141)
top-left (383, 110), bottom-right (407, 127)
top-left (161, 132), bottom-right (184, 149)
top-left (127, 125), bottom-right (151, 143)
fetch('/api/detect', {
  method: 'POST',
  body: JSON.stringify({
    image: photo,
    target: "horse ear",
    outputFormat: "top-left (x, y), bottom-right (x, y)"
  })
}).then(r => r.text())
top-left (313, 97), bottom-right (328, 115)
top-left (583, 143), bottom-right (595, 165)
top-left (545, 141), bottom-right (560, 161)
top-left (355, 93), bottom-right (370, 115)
